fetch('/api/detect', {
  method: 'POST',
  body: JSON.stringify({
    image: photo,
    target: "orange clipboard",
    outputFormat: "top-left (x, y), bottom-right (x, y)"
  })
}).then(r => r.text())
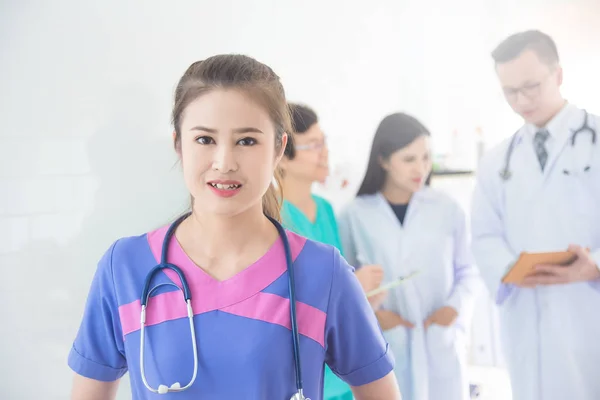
top-left (501, 250), bottom-right (581, 284)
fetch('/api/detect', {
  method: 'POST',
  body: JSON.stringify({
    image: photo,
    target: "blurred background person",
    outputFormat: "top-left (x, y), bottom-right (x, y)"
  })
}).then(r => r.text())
top-left (280, 103), bottom-right (388, 400)
top-left (338, 112), bottom-right (482, 400)
top-left (471, 30), bottom-right (600, 400)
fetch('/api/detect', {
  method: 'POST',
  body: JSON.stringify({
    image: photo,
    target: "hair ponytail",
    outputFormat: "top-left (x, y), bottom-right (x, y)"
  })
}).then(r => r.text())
top-left (262, 169), bottom-right (283, 221)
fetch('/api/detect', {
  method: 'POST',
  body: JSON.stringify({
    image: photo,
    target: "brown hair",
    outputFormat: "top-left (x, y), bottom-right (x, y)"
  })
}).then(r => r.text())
top-left (491, 30), bottom-right (559, 66)
top-left (171, 54), bottom-right (292, 221)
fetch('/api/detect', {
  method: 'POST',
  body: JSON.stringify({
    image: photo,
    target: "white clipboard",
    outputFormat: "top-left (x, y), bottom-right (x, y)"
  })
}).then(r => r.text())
top-left (366, 270), bottom-right (420, 297)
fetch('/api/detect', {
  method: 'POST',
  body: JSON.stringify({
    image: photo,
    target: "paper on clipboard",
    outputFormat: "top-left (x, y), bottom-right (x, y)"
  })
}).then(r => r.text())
top-left (366, 270), bottom-right (420, 297)
top-left (501, 250), bottom-right (581, 284)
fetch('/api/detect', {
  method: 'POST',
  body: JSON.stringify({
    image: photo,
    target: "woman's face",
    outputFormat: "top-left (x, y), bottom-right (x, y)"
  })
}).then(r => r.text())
top-left (176, 89), bottom-right (286, 216)
top-left (280, 123), bottom-right (329, 184)
top-left (380, 135), bottom-right (432, 195)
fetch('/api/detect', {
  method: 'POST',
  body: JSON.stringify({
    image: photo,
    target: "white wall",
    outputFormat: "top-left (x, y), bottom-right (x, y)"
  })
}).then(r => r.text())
top-left (1, 0), bottom-right (599, 398)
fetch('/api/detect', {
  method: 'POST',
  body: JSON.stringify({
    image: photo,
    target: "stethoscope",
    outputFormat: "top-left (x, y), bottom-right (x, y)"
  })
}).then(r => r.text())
top-left (499, 110), bottom-right (596, 180)
top-left (140, 212), bottom-right (310, 400)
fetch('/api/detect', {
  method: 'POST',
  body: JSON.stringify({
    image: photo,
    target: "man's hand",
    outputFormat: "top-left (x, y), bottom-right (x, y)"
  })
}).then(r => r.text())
top-left (521, 245), bottom-right (599, 287)
top-left (376, 309), bottom-right (414, 330)
top-left (424, 306), bottom-right (458, 329)
top-left (355, 264), bottom-right (385, 293)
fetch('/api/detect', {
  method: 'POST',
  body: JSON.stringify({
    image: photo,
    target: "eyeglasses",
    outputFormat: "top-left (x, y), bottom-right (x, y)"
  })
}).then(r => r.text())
top-left (294, 139), bottom-right (327, 152)
top-left (502, 73), bottom-right (553, 102)
top-left (503, 82), bottom-right (542, 102)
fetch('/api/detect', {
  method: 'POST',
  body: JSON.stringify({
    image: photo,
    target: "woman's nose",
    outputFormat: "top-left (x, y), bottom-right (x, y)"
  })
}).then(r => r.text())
top-left (212, 144), bottom-right (238, 172)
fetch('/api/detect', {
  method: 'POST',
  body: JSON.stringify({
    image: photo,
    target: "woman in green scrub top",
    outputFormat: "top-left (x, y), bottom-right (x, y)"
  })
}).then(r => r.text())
top-left (280, 103), bottom-right (387, 400)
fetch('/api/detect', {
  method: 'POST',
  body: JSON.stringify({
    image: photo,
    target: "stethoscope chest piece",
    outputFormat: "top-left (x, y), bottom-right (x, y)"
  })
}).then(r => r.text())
top-left (290, 391), bottom-right (310, 400)
top-left (499, 169), bottom-right (512, 181)
top-left (141, 213), bottom-right (308, 398)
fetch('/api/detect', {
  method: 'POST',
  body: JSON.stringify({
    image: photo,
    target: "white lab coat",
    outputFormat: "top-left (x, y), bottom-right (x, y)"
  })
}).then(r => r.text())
top-left (471, 103), bottom-right (600, 400)
top-left (338, 188), bottom-right (481, 400)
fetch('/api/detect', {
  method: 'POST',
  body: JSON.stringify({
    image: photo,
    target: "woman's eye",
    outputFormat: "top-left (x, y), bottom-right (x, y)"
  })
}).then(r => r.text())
top-left (238, 137), bottom-right (257, 146)
top-left (195, 136), bottom-right (214, 145)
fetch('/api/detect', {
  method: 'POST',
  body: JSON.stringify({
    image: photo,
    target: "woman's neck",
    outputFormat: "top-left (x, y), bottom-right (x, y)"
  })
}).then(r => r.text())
top-left (381, 181), bottom-right (413, 205)
top-left (177, 204), bottom-right (278, 280)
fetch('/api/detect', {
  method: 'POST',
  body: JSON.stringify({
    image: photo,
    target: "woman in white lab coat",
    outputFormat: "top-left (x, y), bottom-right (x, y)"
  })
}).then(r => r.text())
top-left (338, 112), bottom-right (481, 400)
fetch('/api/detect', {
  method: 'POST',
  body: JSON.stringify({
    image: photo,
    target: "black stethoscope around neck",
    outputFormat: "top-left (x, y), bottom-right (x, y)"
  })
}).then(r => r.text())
top-left (499, 110), bottom-right (597, 181)
top-left (139, 212), bottom-right (310, 400)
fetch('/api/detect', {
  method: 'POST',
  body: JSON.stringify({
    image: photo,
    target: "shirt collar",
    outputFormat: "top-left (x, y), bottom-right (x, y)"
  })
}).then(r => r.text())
top-left (524, 101), bottom-right (578, 141)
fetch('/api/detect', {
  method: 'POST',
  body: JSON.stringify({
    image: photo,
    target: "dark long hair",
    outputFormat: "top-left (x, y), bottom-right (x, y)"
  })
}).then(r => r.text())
top-left (357, 112), bottom-right (431, 196)
top-left (284, 103), bottom-right (318, 159)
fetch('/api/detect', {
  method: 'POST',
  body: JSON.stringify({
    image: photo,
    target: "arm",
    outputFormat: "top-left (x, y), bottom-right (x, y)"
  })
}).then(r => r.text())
top-left (324, 249), bottom-right (400, 399)
top-left (470, 162), bottom-right (517, 305)
top-left (445, 204), bottom-right (484, 319)
top-left (376, 309), bottom-right (414, 330)
top-left (336, 207), bottom-right (360, 267)
top-left (589, 250), bottom-right (600, 291)
top-left (592, 250), bottom-right (600, 285)
top-left (68, 241), bottom-right (128, 400)
top-left (352, 372), bottom-right (402, 400)
top-left (337, 206), bottom-right (388, 309)
top-left (71, 375), bottom-right (120, 400)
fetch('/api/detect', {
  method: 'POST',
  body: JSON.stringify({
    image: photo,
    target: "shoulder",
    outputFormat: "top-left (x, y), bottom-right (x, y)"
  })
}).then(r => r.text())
top-left (290, 230), bottom-right (352, 281)
top-left (339, 193), bottom-right (380, 217)
top-left (421, 187), bottom-right (460, 208)
top-left (588, 109), bottom-right (600, 128)
top-left (420, 187), bottom-right (465, 221)
top-left (288, 230), bottom-right (352, 308)
top-left (291, 230), bottom-right (349, 274)
top-left (94, 233), bottom-right (149, 272)
top-left (108, 230), bottom-right (157, 269)
top-left (312, 194), bottom-right (336, 216)
top-left (312, 194), bottom-right (333, 208)
top-left (298, 237), bottom-right (357, 299)
top-left (478, 133), bottom-right (518, 175)
top-left (93, 226), bottom-right (164, 303)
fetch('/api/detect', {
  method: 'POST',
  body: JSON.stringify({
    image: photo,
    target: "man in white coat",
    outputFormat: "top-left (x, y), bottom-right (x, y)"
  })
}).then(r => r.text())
top-left (471, 30), bottom-right (600, 400)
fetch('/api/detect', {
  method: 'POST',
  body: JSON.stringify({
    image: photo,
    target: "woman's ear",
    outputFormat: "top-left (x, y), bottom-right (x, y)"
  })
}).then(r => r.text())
top-left (378, 155), bottom-right (389, 171)
top-left (281, 133), bottom-right (288, 156)
top-left (173, 130), bottom-right (182, 157)
top-left (276, 133), bottom-right (289, 163)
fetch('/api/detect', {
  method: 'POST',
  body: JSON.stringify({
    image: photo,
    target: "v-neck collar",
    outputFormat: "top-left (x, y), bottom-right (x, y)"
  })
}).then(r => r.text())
top-left (284, 195), bottom-right (320, 225)
top-left (377, 189), bottom-right (432, 230)
top-left (146, 224), bottom-right (307, 311)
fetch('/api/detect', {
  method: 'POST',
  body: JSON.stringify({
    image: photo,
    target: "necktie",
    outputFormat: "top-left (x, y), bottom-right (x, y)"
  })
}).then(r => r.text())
top-left (534, 129), bottom-right (550, 171)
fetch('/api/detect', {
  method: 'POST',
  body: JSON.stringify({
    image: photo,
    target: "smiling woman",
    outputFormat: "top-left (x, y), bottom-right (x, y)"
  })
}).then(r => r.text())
top-left (68, 54), bottom-right (401, 400)
top-left (172, 58), bottom-right (290, 222)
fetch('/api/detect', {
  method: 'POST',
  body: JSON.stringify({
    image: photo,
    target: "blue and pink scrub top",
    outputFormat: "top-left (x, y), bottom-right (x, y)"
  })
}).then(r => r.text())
top-left (68, 223), bottom-right (394, 399)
